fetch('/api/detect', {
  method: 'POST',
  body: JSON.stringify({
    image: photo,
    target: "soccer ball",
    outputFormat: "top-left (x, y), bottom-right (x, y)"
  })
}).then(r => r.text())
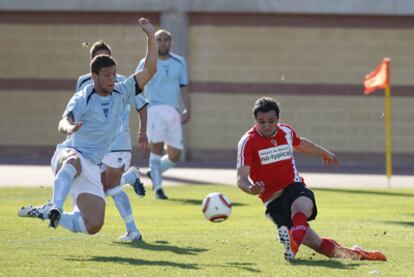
top-left (201, 192), bottom-right (232, 223)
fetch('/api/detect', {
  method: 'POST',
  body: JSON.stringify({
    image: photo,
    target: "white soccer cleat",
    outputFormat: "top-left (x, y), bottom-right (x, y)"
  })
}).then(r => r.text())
top-left (278, 226), bottom-right (298, 262)
top-left (118, 231), bottom-right (142, 242)
top-left (18, 201), bottom-right (53, 220)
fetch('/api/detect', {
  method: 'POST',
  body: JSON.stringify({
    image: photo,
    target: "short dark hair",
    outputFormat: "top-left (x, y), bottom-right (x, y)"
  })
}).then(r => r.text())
top-left (90, 40), bottom-right (112, 60)
top-left (252, 97), bottom-right (280, 119)
top-left (90, 55), bottom-right (117, 75)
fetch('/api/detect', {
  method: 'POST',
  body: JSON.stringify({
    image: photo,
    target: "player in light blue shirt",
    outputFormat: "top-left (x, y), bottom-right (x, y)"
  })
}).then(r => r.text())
top-left (19, 18), bottom-right (157, 236)
top-left (135, 29), bottom-right (191, 200)
top-left (75, 41), bottom-right (148, 241)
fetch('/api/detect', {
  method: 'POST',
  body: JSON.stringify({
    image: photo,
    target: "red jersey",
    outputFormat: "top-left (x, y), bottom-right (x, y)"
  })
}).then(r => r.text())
top-left (237, 124), bottom-right (303, 203)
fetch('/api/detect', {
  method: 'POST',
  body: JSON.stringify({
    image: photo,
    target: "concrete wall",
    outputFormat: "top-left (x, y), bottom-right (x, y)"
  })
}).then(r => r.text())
top-left (0, 1), bottom-right (413, 170)
top-left (186, 16), bottom-right (414, 156)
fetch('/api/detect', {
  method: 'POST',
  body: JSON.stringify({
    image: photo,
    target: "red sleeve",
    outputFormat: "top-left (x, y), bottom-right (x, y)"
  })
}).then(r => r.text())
top-left (237, 135), bottom-right (253, 168)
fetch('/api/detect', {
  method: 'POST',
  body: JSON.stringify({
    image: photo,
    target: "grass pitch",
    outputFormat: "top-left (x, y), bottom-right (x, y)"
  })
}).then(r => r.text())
top-left (1, 184), bottom-right (413, 276)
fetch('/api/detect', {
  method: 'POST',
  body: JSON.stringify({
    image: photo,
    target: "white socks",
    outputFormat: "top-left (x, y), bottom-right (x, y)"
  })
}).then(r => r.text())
top-left (53, 163), bottom-right (77, 211)
top-left (149, 153), bottom-right (162, 191)
top-left (107, 186), bottom-right (139, 234)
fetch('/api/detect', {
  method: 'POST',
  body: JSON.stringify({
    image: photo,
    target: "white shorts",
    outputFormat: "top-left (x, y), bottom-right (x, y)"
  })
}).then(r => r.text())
top-left (101, 151), bottom-right (132, 171)
top-left (51, 147), bottom-right (105, 207)
top-left (147, 104), bottom-right (183, 150)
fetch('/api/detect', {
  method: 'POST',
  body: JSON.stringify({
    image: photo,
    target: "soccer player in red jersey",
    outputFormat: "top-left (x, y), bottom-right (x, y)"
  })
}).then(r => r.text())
top-left (237, 96), bottom-right (386, 262)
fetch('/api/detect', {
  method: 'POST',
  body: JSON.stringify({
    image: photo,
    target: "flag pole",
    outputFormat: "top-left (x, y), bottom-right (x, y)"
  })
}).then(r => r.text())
top-left (384, 84), bottom-right (392, 187)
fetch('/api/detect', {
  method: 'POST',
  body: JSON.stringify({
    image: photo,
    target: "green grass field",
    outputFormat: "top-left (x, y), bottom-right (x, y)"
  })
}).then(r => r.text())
top-left (1, 184), bottom-right (413, 276)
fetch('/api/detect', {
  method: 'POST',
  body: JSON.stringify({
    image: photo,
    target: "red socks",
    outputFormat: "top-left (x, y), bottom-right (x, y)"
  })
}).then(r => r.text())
top-left (291, 212), bottom-right (309, 246)
top-left (317, 238), bottom-right (337, 258)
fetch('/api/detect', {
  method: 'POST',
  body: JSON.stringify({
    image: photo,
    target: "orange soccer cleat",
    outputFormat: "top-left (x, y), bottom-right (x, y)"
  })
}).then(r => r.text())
top-left (351, 246), bottom-right (387, 261)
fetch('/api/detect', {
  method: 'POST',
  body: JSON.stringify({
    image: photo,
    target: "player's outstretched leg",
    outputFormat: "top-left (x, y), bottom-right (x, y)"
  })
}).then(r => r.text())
top-left (18, 201), bottom-right (53, 219)
top-left (59, 211), bottom-right (88, 233)
top-left (122, 166), bottom-right (146, 198)
top-left (316, 238), bottom-right (386, 261)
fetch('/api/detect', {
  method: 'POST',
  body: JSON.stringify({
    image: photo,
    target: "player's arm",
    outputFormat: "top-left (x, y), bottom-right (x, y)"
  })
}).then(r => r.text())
top-left (134, 18), bottom-right (157, 90)
top-left (181, 86), bottom-right (191, 124)
top-left (136, 105), bottom-right (148, 149)
top-left (237, 165), bottom-right (265, 195)
top-left (58, 116), bottom-right (82, 135)
top-left (294, 137), bottom-right (338, 166)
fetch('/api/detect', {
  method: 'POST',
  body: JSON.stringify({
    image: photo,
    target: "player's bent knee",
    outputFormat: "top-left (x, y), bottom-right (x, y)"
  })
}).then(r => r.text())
top-left (292, 196), bottom-right (314, 216)
top-left (84, 217), bottom-right (104, 234)
top-left (64, 155), bottom-right (82, 173)
top-left (168, 151), bottom-right (181, 163)
top-left (76, 193), bottom-right (105, 234)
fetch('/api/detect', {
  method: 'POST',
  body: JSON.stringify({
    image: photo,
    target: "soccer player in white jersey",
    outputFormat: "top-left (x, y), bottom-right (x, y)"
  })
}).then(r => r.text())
top-left (135, 29), bottom-right (191, 199)
top-left (75, 41), bottom-right (148, 241)
top-left (18, 18), bottom-right (157, 237)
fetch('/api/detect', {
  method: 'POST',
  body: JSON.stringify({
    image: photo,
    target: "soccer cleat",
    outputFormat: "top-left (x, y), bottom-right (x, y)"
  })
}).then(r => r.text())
top-left (133, 179), bottom-right (146, 198)
top-left (18, 201), bottom-right (53, 220)
top-left (118, 231), bottom-right (142, 242)
top-left (126, 167), bottom-right (146, 197)
top-left (351, 246), bottom-right (387, 261)
top-left (146, 170), bottom-right (152, 180)
top-left (48, 207), bottom-right (62, 228)
top-left (155, 189), bottom-right (168, 200)
top-left (278, 226), bottom-right (298, 261)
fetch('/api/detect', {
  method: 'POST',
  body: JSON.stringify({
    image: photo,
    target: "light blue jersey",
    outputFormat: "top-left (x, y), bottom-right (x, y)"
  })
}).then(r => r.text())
top-left (75, 73), bottom-right (148, 152)
top-left (136, 52), bottom-right (188, 112)
top-left (60, 75), bottom-right (142, 164)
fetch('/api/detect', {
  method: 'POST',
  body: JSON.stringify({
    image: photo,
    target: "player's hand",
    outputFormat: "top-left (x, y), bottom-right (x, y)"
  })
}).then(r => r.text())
top-left (181, 109), bottom-right (191, 124)
top-left (138, 18), bottom-right (155, 36)
top-left (248, 181), bottom-right (265, 195)
top-left (137, 132), bottom-right (148, 149)
top-left (322, 150), bottom-right (338, 166)
top-left (66, 121), bottom-right (82, 134)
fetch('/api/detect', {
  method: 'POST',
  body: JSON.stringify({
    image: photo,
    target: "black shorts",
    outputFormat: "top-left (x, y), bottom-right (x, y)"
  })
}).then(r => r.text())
top-left (265, 182), bottom-right (317, 228)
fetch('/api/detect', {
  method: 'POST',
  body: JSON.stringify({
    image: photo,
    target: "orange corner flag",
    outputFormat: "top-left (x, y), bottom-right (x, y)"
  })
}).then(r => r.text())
top-left (364, 58), bottom-right (391, 95)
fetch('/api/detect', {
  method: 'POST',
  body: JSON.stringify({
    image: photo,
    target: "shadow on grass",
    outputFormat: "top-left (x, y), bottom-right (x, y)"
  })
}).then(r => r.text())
top-left (382, 221), bottom-right (414, 227)
top-left (291, 258), bottom-right (360, 269)
top-left (225, 262), bottom-right (261, 273)
top-left (66, 255), bottom-right (200, 269)
top-left (161, 175), bottom-right (216, 185)
top-left (65, 256), bottom-right (261, 272)
top-left (112, 240), bottom-right (208, 255)
top-left (313, 188), bottom-right (414, 198)
top-left (168, 198), bottom-right (247, 207)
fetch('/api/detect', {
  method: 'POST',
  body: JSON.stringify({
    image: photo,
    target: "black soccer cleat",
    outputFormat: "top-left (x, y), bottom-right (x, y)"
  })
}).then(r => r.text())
top-left (146, 170), bottom-right (152, 180)
top-left (155, 189), bottom-right (168, 200)
top-left (48, 207), bottom-right (62, 229)
top-left (133, 179), bottom-right (146, 198)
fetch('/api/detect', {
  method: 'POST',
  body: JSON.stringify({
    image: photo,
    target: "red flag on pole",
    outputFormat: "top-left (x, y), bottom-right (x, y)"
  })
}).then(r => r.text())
top-left (363, 58), bottom-right (391, 95)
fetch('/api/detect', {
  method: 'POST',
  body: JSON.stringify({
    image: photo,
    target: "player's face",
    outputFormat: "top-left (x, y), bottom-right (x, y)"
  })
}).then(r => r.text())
top-left (156, 33), bottom-right (171, 56)
top-left (93, 66), bottom-right (117, 95)
top-left (255, 110), bottom-right (279, 138)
